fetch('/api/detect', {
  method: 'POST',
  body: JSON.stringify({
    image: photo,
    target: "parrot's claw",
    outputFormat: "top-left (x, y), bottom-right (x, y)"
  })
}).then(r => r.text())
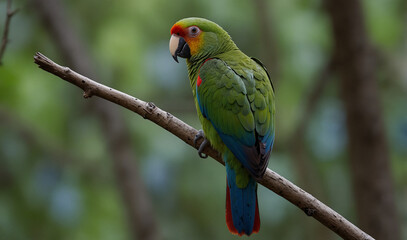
top-left (198, 139), bottom-right (209, 159)
top-left (194, 130), bottom-right (209, 159)
top-left (194, 130), bottom-right (205, 146)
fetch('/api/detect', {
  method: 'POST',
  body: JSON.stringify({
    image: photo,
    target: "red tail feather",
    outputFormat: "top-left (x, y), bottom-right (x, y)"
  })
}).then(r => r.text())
top-left (252, 195), bottom-right (260, 234)
top-left (226, 181), bottom-right (243, 236)
top-left (225, 179), bottom-right (260, 236)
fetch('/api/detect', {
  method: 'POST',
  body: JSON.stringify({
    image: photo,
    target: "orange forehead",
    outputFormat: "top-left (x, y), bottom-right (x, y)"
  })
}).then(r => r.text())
top-left (170, 23), bottom-right (203, 55)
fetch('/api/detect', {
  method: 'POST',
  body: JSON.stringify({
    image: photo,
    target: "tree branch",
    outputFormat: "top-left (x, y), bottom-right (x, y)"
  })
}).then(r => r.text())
top-left (0, 0), bottom-right (18, 65)
top-left (34, 52), bottom-right (373, 240)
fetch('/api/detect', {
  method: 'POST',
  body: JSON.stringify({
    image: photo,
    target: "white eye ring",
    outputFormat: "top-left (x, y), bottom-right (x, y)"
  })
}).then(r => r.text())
top-left (189, 26), bottom-right (200, 37)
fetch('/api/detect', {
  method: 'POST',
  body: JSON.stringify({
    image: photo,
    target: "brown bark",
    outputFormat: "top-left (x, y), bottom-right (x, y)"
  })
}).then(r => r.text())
top-left (34, 52), bottom-right (374, 240)
top-left (324, 0), bottom-right (401, 239)
top-left (32, 1), bottom-right (159, 239)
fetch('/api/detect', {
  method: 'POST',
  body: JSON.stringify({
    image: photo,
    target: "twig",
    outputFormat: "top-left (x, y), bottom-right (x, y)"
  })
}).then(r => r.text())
top-left (0, 0), bottom-right (18, 65)
top-left (33, 52), bottom-right (374, 240)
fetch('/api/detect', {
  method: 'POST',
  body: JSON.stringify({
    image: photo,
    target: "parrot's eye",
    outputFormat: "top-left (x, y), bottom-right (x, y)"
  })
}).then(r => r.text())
top-left (188, 26), bottom-right (201, 37)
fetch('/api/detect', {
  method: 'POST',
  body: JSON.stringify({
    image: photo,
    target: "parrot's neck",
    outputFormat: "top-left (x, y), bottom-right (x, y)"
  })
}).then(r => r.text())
top-left (186, 57), bottom-right (207, 88)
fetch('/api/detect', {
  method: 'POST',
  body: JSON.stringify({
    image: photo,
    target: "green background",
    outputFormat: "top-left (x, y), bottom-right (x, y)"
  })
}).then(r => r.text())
top-left (0, 0), bottom-right (406, 239)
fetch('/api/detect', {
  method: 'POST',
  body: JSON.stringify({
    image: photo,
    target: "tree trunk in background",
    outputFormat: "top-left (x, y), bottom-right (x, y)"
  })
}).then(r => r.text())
top-left (33, 0), bottom-right (160, 239)
top-left (253, 0), bottom-right (280, 81)
top-left (324, 1), bottom-right (401, 239)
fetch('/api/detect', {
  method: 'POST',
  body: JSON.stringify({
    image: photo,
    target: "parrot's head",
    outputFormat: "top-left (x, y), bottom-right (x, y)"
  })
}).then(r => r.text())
top-left (169, 17), bottom-right (237, 63)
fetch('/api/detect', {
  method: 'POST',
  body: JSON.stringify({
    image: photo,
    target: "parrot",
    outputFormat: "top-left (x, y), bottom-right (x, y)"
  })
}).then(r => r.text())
top-left (169, 17), bottom-right (275, 236)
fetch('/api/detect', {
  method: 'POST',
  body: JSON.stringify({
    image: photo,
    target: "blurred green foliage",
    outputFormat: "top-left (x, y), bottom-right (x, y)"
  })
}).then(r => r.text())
top-left (0, 0), bottom-right (406, 239)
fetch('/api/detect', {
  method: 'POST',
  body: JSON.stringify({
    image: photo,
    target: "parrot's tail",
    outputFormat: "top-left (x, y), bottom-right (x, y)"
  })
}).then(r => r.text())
top-left (225, 167), bottom-right (260, 236)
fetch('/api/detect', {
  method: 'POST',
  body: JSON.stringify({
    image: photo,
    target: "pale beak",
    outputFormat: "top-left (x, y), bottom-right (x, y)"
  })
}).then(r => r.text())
top-left (169, 34), bottom-right (191, 63)
top-left (169, 34), bottom-right (180, 62)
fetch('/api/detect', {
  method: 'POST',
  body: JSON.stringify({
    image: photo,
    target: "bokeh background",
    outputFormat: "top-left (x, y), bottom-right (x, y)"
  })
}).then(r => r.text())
top-left (0, 0), bottom-right (406, 239)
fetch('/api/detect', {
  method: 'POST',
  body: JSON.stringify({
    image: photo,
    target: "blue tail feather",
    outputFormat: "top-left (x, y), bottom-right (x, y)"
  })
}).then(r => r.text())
top-left (225, 156), bottom-right (257, 235)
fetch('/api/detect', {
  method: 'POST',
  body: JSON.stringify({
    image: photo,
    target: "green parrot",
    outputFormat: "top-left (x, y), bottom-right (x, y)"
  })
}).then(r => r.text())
top-left (169, 17), bottom-right (275, 236)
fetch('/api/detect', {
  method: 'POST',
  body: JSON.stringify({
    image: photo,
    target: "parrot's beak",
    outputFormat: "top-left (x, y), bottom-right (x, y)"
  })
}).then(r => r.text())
top-left (169, 34), bottom-right (191, 63)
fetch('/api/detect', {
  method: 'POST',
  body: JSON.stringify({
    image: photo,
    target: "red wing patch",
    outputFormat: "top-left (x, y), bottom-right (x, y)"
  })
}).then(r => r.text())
top-left (197, 75), bottom-right (202, 87)
top-left (197, 58), bottom-right (213, 88)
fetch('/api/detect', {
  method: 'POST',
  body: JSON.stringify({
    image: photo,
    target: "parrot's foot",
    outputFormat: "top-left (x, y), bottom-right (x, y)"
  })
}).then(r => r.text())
top-left (194, 130), bottom-right (209, 159)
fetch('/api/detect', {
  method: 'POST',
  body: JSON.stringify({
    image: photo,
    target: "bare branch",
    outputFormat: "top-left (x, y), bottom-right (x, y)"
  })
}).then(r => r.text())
top-left (34, 52), bottom-right (374, 240)
top-left (0, 0), bottom-right (18, 65)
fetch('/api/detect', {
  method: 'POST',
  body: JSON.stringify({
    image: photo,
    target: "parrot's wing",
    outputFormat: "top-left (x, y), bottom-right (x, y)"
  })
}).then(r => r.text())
top-left (251, 57), bottom-right (274, 92)
top-left (197, 58), bottom-right (274, 178)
